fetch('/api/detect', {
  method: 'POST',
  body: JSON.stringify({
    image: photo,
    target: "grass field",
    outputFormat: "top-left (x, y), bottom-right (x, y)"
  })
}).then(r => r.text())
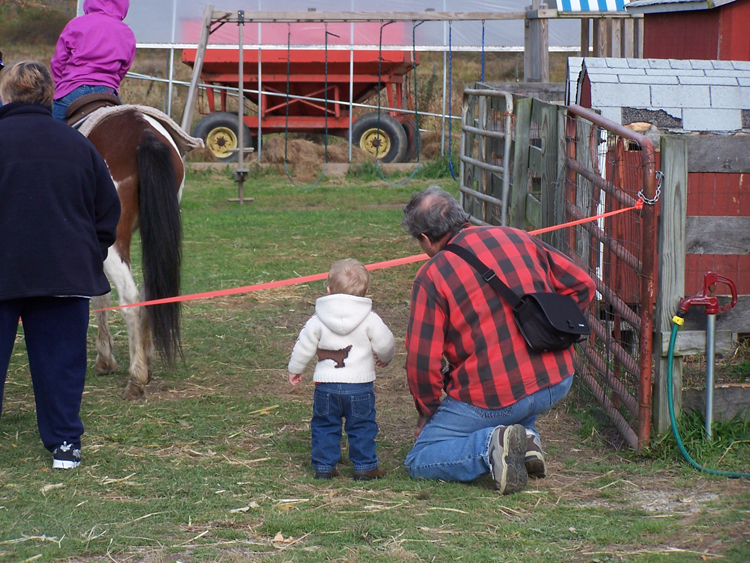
top-left (0, 169), bottom-right (748, 563)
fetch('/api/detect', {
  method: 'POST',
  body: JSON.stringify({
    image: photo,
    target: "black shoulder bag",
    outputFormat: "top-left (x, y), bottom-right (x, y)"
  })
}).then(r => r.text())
top-left (443, 244), bottom-right (590, 352)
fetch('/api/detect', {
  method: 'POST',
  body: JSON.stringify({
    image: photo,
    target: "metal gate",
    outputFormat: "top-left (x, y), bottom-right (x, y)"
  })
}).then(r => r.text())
top-left (564, 104), bottom-right (658, 449)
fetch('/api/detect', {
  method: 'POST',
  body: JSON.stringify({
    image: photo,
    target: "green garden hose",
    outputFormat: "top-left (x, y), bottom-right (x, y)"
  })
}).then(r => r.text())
top-left (667, 318), bottom-right (750, 479)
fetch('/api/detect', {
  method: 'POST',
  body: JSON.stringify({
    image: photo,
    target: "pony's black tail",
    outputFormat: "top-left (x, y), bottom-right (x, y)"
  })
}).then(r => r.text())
top-left (137, 129), bottom-right (182, 365)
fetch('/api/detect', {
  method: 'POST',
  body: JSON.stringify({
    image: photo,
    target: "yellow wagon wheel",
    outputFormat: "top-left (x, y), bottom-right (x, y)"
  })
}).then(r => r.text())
top-left (192, 112), bottom-right (253, 163)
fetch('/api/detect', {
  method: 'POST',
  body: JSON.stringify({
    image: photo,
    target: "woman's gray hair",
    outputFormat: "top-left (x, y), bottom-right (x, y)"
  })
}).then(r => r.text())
top-left (0, 61), bottom-right (54, 107)
top-left (402, 185), bottom-right (470, 242)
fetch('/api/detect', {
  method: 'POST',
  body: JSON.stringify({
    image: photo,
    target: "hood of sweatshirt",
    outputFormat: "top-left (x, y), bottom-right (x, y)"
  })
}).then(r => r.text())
top-left (84, 0), bottom-right (129, 20)
top-left (314, 294), bottom-right (372, 335)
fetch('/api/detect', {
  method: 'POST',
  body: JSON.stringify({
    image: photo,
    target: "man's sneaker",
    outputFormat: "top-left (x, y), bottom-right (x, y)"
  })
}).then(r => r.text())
top-left (52, 441), bottom-right (81, 469)
top-left (488, 425), bottom-right (527, 495)
top-left (525, 434), bottom-right (546, 479)
top-left (314, 468), bottom-right (339, 480)
top-left (353, 468), bottom-right (386, 481)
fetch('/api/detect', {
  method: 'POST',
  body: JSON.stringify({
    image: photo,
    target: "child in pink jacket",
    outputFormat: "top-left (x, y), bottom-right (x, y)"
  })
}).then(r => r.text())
top-left (51, 0), bottom-right (136, 121)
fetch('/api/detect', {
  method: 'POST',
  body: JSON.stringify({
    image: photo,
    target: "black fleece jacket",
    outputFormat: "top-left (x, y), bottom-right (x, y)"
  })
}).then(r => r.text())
top-left (0, 102), bottom-right (120, 300)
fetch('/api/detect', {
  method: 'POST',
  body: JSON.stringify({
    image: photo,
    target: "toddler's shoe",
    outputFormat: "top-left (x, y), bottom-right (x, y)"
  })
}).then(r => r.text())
top-left (353, 468), bottom-right (385, 481)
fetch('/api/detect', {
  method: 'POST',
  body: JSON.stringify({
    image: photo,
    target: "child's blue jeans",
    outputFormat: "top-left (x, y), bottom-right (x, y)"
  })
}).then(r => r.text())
top-left (311, 382), bottom-right (379, 473)
top-left (53, 85), bottom-right (118, 121)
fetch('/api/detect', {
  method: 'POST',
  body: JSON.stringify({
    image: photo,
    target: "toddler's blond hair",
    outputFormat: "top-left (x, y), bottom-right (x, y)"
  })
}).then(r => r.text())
top-left (327, 258), bottom-right (370, 297)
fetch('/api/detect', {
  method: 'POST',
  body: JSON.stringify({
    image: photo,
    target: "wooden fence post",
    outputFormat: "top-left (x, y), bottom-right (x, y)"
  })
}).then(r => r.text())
top-left (510, 97), bottom-right (533, 229)
top-left (653, 135), bottom-right (688, 435)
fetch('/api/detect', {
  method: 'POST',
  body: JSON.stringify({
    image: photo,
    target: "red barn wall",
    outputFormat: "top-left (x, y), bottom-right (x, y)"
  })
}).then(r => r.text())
top-left (643, 11), bottom-right (720, 60)
top-left (718, 0), bottom-right (750, 60)
top-left (685, 172), bottom-right (750, 295)
top-left (643, 0), bottom-right (750, 61)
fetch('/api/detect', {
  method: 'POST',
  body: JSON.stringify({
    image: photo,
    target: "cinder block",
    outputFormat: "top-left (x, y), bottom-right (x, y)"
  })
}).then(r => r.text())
top-left (651, 84), bottom-right (710, 108)
top-left (669, 60), bottom-right (693, 70)
top-left (706, 70), bottom-right (750, 79)
top-left (680, 76), bottom-right (738, 86)
top-left (591, 83), bottom-right (651, 107)
top-left (606, 58), bottom-right (631, 68)
top-left (646, 69), bottom-right (705, 77)
top-left (598, 106), bottom-right (622, 124)
top-left (690, 60), bottom-right (713, 70)
top-left (584, 58), bottom-right (608, 68)
top-left (712, 61), bottom-right (735, 70)
top-left (739, 78), bottom-right (750, 87)
top-left (584, 73), bottom-right (619, 83)
top-left (682, 108), bottom-right (742, 131)
top-left (710, 86), bottom-right (750, 109)
top-left (627, 59), bottom-right (650, 69)
top-left (647, 59), bottom-right (672, 69)
top-left (620, 75), bottom-right (678, 84)
top-left (732, 61), bottom-right (750, 71)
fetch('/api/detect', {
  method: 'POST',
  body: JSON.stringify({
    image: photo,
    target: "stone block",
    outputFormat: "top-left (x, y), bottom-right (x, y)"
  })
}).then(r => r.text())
top-left (690, 60), bottom-right (713, 70)
top-left (590, 82), bottom-right (650, 107)
top-left (682, 108), bottom-right (742, 131)
top-left (651, 84), bottom-right (710, 108)
top-left (647, 59), bottom-right (672, 69)
top-left (620, 75), bottom-right (678, 84)
top-left (680, 76), bottom-right (738, 86)
top-left (712, 60), bottom-right (735, 70)
top-left (669, 59), bottom-right (693, 70)
top-left (710, 86), bottom-right (750, 109)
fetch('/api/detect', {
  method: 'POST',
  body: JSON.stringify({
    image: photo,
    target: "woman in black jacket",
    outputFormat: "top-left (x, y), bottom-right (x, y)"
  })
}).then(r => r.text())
top-left (0, 61), bottom-right (121, 469)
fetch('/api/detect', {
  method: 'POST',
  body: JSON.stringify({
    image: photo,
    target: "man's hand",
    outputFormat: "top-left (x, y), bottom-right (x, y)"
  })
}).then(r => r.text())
top-left (288, 372), bottom-right (302, 386)
top-left (414, 413), bottom-right (430, 440)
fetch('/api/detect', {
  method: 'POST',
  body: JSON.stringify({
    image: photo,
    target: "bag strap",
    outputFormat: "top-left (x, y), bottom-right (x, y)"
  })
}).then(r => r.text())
top-left (443, 244), bottom-right (522, 308)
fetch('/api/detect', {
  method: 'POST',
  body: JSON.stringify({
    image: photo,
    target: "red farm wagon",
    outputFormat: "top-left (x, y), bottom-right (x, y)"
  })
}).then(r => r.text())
top-left (181, 44), bottom-right (419, 163)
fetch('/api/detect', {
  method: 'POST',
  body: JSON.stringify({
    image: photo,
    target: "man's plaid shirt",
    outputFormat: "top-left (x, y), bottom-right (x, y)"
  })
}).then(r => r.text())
top-left (405, 226), bottom-right (596, 417)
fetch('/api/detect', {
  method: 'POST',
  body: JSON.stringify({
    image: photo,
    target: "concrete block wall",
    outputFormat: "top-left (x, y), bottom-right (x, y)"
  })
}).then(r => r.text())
top-left (568, 58), bottom-right (750, 132)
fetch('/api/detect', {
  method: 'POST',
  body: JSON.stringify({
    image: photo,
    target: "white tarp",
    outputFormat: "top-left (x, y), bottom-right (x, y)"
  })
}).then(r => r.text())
top-left (78, 0), bottom-right (581, 50)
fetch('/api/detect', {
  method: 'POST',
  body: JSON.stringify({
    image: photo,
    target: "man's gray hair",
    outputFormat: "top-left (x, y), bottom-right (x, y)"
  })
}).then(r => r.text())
top-left (402, 185), bottom-right (470, 242)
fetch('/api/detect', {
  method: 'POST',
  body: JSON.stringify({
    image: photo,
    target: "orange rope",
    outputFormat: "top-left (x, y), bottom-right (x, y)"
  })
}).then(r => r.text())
top-left (94, 200), bottom-right (643, 312)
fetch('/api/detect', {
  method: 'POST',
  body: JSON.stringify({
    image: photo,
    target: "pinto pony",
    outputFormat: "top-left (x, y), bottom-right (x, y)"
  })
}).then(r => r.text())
top-left (80, 106), bottom-right (202, 399)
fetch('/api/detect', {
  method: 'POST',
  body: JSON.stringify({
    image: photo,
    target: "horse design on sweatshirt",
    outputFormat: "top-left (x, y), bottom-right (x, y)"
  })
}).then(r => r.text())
top-left (316, 345), bottom-right (352, 368)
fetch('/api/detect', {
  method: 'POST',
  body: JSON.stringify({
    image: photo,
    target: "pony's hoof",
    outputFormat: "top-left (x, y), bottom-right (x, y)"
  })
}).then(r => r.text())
top-left (95, 359), bottom-right (118, 375)
top-left (123, 382), bottom-right (146, 400)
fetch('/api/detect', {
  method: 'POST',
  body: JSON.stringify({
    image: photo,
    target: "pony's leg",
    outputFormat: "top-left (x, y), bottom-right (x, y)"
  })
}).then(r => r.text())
top-left (103, 249), bottom-right (150, 400)
top-left (92, 293), bottom-right (118, 374)
top-left (139, 287), bottom-right (155, 380)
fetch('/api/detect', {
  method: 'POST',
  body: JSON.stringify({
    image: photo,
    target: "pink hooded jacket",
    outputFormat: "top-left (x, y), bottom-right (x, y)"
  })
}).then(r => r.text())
top-left (51, 0), bottom-right (136, 99)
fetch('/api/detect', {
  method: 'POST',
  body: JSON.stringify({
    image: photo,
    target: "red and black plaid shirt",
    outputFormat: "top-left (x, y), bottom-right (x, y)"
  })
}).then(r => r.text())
top-left (405, 226), bottom-right (595, 417)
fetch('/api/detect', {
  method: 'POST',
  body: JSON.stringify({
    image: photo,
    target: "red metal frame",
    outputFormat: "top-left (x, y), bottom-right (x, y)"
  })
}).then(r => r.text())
top-left (182, 48), bottom-right (418, 136)
top-left (566, 104), bottom-right (657, 450)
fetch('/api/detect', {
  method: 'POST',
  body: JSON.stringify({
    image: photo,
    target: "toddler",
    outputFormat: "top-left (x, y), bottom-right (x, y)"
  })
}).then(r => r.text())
top-left (288, 259), bottom-right (395, 480)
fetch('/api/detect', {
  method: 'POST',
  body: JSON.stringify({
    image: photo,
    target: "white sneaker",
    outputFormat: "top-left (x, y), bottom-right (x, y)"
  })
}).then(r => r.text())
top-left (52, 441), bottom-right (81, 469)
top-left (488, 425), bottom-right (528, 495)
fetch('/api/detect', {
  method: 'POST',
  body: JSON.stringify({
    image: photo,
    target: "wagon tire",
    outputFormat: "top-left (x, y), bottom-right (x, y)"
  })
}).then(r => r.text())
top-left (192, 112), bottom-right (253, 163)
top-left (349, 112), bottom-right (408, 163)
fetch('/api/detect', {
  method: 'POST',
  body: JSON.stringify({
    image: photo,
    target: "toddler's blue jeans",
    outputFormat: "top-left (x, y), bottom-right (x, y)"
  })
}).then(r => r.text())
top-left (311, 382), bottom-right (379, 473)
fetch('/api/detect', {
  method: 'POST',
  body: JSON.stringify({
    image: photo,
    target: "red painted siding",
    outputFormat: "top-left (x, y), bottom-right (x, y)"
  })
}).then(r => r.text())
top-left (685, 172), bottom-right (749, 295)
top-left (718, 0), bottom-right (750, 60)
top-left (644, 11), bottom-right (720, 60)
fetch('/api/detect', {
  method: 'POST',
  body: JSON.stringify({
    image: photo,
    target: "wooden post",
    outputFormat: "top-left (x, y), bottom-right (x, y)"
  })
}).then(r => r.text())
top-left (509, 97), bottom-right (532, 229)
top-left (539, 100), bottom-right (559, 246)
top-left (181, 4), bottom-right (213, 133)
top-left (654, 135), bottom-right (688, 435)
top-left (524, 0), bottom-right (549, 83)
top-left (635, 16), bottom-right (644, 58)
top-left (622, 17), bottom-right (635, 59)
top-left (553, 105), bottom-right (567, 251)
top-left (610, 18), bottom-right (622, 58)
top-left (580, 18), bottom-right (590, 58)
top-left (593, 18), bottom-right (608, 58)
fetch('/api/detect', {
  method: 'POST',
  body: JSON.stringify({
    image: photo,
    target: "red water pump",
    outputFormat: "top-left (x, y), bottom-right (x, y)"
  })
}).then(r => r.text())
top-left (675, 272), bottom-right (738, 438)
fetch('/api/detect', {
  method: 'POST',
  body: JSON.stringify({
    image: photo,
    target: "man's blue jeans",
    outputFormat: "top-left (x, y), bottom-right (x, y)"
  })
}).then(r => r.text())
top-left (311, 382), bottom-right (379, 473)
top-left (404, 375), bottom-right (573, 482)
top-left (52, 85), bottom-right (117, 121)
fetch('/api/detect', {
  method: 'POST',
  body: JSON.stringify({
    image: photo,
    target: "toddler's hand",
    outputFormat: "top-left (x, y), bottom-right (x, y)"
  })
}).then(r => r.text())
top-left (288, 372), bottom-right (302, 386)
top-left (374, 354), bottom-right (389, 368)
